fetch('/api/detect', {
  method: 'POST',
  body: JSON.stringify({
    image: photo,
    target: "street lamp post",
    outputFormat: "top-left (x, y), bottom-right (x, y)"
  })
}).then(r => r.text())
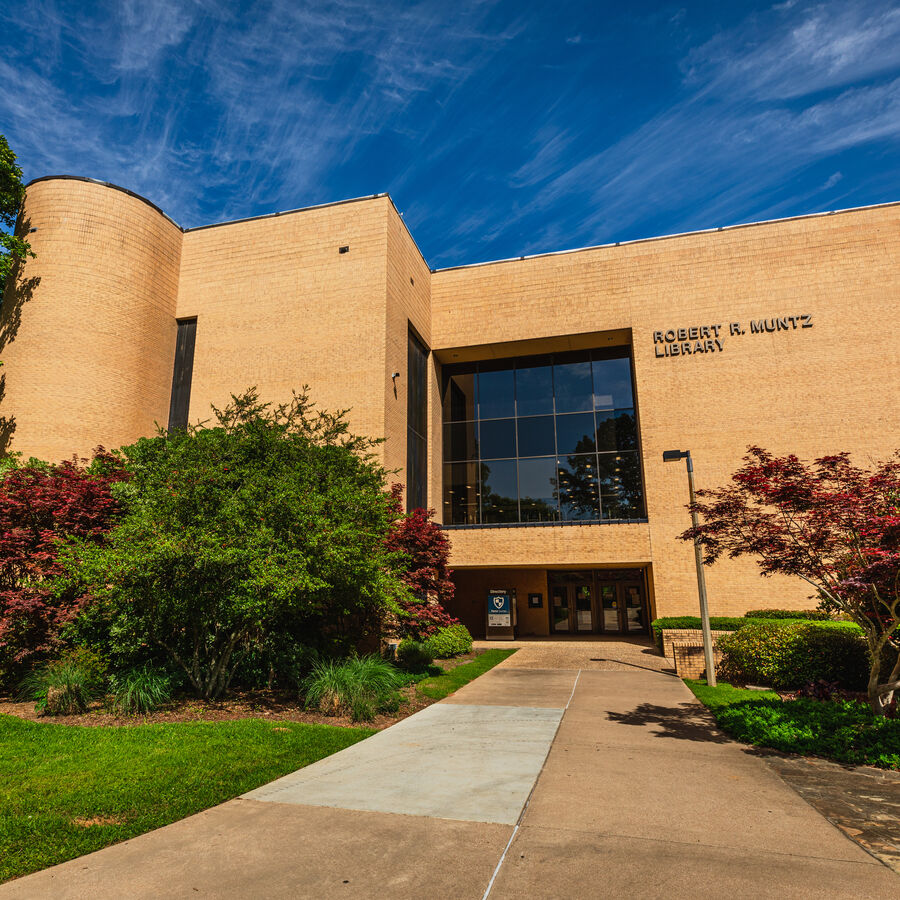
top-left (663, 449), bottom-right (717, 686)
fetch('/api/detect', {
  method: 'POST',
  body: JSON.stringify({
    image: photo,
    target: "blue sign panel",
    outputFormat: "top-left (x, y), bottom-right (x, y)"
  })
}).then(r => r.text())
top-left (488, 590), bottom-right (512, 628)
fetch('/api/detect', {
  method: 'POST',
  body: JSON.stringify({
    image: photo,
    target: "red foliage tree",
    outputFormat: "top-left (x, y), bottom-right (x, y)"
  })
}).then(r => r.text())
top-left (681, 447), bottom-right (900, 715)
top-left (384, 484), bottom-right (458, 640)
top-left (0, 450), bottom-right (126, 681)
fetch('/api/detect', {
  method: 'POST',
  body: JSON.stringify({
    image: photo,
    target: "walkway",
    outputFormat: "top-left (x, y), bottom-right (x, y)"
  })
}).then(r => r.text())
top-left (3, 640), bottom-right (898, 898)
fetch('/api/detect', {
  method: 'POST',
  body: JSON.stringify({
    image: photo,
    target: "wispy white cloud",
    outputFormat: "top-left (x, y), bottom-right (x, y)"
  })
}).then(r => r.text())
top-left (0, 0), bottom-right (897, 264)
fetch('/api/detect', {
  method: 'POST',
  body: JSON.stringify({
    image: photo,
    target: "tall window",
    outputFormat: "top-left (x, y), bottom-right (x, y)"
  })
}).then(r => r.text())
top-left (441, 348), bottom-right (644, 525)
top-left (167, 318), bottom-right (197, 432)
top-left (407, 329), bottom-right (428, 511)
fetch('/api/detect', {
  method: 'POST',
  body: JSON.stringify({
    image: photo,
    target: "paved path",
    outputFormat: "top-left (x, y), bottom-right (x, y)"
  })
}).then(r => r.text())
top-left (4, 642), bottom-right (898, 898)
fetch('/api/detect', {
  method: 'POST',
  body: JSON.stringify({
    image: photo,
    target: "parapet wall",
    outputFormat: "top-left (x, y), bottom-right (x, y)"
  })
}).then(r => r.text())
top-left (0, 178), bottom-right (183, 462)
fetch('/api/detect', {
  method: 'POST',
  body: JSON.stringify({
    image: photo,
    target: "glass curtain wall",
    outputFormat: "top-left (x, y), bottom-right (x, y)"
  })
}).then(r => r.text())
top-left (441, 348), bottom-right (644, 525)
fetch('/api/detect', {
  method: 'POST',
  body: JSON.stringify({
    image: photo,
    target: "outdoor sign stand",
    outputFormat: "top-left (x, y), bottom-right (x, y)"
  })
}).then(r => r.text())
top-left (485, 588), bottom-right (516, 640)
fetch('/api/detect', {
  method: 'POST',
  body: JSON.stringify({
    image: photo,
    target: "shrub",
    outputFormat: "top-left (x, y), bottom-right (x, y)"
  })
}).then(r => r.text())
top-left (425, 624), bottom-right (473, 659)
top-left (746, 608), bottom-right (831, 621)
top-left (714, 697), bottom-right (900, 769)
top-left (302, 655), bottom-right (403, 722)
top-left (717, 622), bottom-right (869, 690)
top-left (384, 485), bottom-right (459, 640)
top-left (395, 639), bottom-right (434, 672)
top-left (109, 665), bottom-right (173, 714)
top-left (62, 389), bottom-right (407, 700)
top-left (0, 452), bottom-right (125, 686)
top-left (19, 650), bottom-right (104, 715)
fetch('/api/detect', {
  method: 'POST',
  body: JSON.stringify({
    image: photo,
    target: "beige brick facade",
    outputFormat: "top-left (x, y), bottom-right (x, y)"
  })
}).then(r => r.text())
top-left (4, 177), bottom-right (899, 635)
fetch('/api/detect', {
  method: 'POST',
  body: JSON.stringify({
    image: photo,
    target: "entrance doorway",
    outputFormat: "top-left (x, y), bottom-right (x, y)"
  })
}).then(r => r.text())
top-left (549, 572), bottom-right (594, 634)
top-left (549, 569), bottom-right (649, 635)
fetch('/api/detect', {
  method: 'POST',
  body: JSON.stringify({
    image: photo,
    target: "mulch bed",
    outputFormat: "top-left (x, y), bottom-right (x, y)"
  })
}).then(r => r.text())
top-left (0, 652), bottom-right (480, 731)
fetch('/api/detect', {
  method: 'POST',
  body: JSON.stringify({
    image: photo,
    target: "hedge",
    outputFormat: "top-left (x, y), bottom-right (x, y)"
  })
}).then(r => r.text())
top-left (717, 621), bottom-right (868, 690)
top-left (651, 615), bottom-right (859, 652)
top-left (745, 608), bottom-right (831, 621)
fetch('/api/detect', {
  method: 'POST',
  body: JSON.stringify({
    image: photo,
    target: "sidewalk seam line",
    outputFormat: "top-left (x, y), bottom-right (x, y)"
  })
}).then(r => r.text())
top-left (482, 669), bottom-right (582, 899)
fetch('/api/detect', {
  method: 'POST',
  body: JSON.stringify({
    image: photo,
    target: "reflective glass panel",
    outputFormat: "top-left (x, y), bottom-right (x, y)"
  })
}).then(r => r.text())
top-left (515, 360), bottom-right (554, 416)
top-left (443, 421), bottom-right (477, 462)
top-left (477, 368), bottom-right (515, 419)
top-left (595, 408), bottom-right (637, 452)
top-left (442, 462), bottom-right (479, 525)
top-left (517, 415), bottom-right (555, 457)
top-left (479, 418), bottom-right (516, 460)
top-left (442, 372), bottom-right (476, 422)
top-left (592, 355), bottom-right (634, 410)
top-left (555, 412), bottom-right (596, 455)
top-left (557, 454), bottom-right (600, 521)
top-left (480, 459), bottom-right (518, 522)
top-left (517, 456), bottom-right (559, 522)
top-left (553, 354), bottom-right (593, 413)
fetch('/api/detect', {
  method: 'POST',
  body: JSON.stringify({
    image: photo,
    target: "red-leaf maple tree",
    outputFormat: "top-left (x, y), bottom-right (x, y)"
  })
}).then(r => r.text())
top-left (681, 446), bottom-right (900, 715)
top-left (0, 450), bottom-right (126, 681)
top-left (384, 484), bottom-right (459, 640)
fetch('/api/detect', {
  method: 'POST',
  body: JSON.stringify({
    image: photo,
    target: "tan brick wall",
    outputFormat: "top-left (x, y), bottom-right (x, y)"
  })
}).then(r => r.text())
top-left (672, 642), bottom-right (724, 679)
top-left (383, 204), bottom-right (433, 502)
top-left (1, 179), bottom-right (181, 462)
top-left (432, 204), bottom-right (900, 618)
top-left (176, 197), bottom-right (392, 455)
top-left (5, 180), bottom-right (899, 622)
top-left (661, 629), bottom-right (734, 661)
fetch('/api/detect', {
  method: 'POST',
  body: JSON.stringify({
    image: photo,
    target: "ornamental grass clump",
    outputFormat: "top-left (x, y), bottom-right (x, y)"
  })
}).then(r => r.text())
top-left (19, 651), bottom-right (104, 715)
top-left (109, 665), bottom-right (173, 714)
top-left (302, 655), bottom-right (403, 722)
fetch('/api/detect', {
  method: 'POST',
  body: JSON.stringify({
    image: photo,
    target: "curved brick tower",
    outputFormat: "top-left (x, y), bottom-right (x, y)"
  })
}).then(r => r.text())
top-left (0, 178), bottom-right (182, 462)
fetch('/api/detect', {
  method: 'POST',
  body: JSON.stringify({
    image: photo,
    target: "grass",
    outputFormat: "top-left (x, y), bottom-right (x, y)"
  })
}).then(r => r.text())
top-left (0, 715), bottom-right (374, 884)
top-left (685, 679), bottom-right (900, 770)
top-left (417, 648), bottom-right (516, 700)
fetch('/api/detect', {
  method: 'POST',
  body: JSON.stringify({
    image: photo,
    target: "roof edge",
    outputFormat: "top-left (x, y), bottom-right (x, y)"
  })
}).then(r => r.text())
top-left (430, 199), bottom-right (900, 274)
top-left (26, 175), bottom-right (183, 230)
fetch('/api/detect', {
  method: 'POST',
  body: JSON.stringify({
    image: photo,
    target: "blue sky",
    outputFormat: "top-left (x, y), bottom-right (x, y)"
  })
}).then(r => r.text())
top-left (3, 0), bottom-right (899, 267)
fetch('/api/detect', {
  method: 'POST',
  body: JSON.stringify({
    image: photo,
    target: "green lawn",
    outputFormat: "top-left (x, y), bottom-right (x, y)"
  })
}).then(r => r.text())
top-left (417, 648), bottom-right (516, 700)
top-left (0, 716), bottom-right (374, 884)
top-left (685, 679), bottom-right (900, 770)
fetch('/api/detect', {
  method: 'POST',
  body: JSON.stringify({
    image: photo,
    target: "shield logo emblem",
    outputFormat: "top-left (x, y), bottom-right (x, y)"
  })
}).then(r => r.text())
top-left (493, 596), bottom-right (505, 610)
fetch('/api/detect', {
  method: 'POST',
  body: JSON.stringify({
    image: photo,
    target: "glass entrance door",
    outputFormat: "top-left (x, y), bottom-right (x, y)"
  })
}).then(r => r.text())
top-left (551, 585), bottom-right (570, 632)
top-left (600, 584), bottom-right (621, 632)
top-left (574, 583), bottom-right (593, 632)
top-left (623, 582), bottom-right (646, 633)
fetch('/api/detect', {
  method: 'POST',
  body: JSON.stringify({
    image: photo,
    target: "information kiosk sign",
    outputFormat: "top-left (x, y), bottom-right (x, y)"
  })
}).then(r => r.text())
top-left (488, 590), bottom-right (512, 628)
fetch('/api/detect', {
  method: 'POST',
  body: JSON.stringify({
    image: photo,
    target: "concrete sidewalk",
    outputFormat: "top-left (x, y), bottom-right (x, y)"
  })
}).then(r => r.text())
top-left (3, 646), bottom-right (898, 898)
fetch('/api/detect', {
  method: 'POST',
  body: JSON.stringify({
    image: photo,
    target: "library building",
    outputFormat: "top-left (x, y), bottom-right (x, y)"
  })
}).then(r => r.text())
top-left (3, 176), bottom-right (899, 637)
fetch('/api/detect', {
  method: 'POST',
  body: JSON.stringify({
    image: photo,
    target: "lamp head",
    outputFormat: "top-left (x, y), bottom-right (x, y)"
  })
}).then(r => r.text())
top-left (662, 450), bottom-right (688, 462)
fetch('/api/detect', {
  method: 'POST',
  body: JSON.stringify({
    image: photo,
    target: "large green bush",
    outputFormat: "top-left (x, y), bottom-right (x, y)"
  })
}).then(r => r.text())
top-left (425, 624), bottom-right (473, 659)
top-left (717, 622), bottom-right (869, 689)
top-left (62, 389), bottom-right (409, 699)
top-left (745, 608), bottom-right (831, 621)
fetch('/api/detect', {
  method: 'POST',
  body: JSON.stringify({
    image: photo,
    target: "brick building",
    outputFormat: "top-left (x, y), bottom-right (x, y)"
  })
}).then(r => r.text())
top-left (3, 176), bottom-right (899, 637)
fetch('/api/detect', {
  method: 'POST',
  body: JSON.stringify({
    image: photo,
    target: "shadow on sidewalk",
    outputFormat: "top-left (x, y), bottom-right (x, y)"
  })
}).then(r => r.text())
top-left (606, 701), bottom-right (731, 743)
